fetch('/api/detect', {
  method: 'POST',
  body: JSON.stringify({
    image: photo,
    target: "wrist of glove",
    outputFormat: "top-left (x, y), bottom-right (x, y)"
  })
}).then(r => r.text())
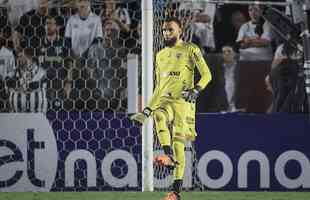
top-left (182, 86), bottom-right (201, 103)
top-left (142, 107), bottom-right (152, 117)
top-left (130, 107), bottom-right (152, 125)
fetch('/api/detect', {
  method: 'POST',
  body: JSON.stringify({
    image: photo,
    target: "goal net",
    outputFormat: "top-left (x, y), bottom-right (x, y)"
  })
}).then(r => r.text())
top-left (151, 0), bottom-right (308, 191)
top-left (152, 0), bottom-right (205, 191)
top-left (0, 0), bottom-right (143, 191)
top-left (0, 0), bottom-right (308, 193)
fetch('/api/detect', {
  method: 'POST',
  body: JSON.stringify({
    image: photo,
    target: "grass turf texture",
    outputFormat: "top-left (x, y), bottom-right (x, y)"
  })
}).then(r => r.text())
top-left (0, 192), bottom-right (310, 200)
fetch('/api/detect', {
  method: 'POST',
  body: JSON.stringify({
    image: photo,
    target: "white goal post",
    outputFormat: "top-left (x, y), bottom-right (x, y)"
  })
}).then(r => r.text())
top-left (142, 0), bottom-right (154, 192)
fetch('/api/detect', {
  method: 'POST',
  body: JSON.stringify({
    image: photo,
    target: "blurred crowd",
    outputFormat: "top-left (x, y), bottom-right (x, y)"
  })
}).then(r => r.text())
top-left (0, 0), bottom-right (308, 114)
top-left (0, 0), bottom-right (141, 113)
top-left (165, 1), bottom-right (308, 113)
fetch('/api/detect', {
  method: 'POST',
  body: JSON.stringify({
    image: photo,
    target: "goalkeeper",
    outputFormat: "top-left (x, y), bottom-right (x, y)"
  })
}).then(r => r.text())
top-left (131, 17), bottom-right (211, 200)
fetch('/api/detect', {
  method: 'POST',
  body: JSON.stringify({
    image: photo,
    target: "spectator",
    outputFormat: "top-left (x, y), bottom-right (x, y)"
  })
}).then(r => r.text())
top-left (0, 5), bottom-right (12, 42)
top-left (221, 45), bottom-right (239, 112)
top-left (38, 15), bottom-right (73, 110)
top-left (128, 21), bottom-right (141, 55)
top-left (231, 11), bottom-right (247, 42)
top-left (0, 36), bottom-right (15, 80)
top-left (0, 35), bottom-right (15, 112)
top-left (6, 48), bottom-right (47, 113)
top-left (0, 0), bottom-right (39, 28)
top-left (267, 51), bottom-right (307, 113)
top-left (178, 1), bottom-right (216, 53)
top-left (236, 4), bottom-right (273, 61)
top-left (87, 19), bottom-right (127, 111)
top-left (88, 19), bottom-right (127, 62)
top-left (265, 35), bottom-right (305, 113)
top-left (265, 33), bottom-right (303, 93)
top-left (65, 0), bottom-right (103, 57)
top-left (102, 0), bottom-right (131, 35)
top-left (271, 42), bottom-right (303, 69)
top-left (197, 45), bottom-right (240, 113)
top-left (12, 0), bottom-right (50, 52)
top-left (214, 8), bottom-right (247, 52)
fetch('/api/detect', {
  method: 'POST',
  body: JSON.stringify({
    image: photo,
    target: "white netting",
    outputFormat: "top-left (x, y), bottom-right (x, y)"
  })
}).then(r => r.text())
top-left (0, 1), bottom-right (141, 113)
top-left (0, 1), bottom-right (142, 191)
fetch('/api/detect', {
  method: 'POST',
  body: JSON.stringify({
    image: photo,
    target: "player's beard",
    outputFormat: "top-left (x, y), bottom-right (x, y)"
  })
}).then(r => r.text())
top-left (164, 37), bottom-right (177, 47)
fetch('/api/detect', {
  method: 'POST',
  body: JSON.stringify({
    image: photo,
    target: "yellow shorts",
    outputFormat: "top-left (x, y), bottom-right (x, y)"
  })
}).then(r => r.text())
top-left (154, 98), bottom-right (197, 142)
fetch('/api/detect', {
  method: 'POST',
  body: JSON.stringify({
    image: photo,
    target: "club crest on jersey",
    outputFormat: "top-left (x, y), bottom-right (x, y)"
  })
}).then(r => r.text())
top-left (176, 53), bottom-right (182, 59)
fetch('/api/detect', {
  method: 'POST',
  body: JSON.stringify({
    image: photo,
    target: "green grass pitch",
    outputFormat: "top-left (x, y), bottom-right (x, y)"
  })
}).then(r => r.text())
top-left (1, 192), bottom-right (310, 200)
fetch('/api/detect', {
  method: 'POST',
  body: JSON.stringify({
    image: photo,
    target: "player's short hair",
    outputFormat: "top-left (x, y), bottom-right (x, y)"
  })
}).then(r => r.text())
top-left (164, 17), bottom-right (182, 29)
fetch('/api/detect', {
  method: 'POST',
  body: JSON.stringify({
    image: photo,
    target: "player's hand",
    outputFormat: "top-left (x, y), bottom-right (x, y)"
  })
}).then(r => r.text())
top-left (130, 107), bottom-right (152, 125)
top-left (182, 88), bottom-right (199, 103)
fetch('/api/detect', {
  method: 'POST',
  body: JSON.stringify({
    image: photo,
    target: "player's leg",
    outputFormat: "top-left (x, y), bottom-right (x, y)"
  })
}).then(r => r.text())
top-left (169, 138), bottom-right (185, 199)
top-left (163, 102), bottom-right (196, 200)
top-left (153, 106), bottom-right (177, 168)
top-left (160, 102), bottom-right (190, 200)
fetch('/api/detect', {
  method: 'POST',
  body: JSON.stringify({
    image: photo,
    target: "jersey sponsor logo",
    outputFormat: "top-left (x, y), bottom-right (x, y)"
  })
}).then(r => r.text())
top-left (176, 53), bottom-right (182, 59)
top-left (161, 71), bottom-right (180, 77)
top-left (169, 71), bottom-right (180, 76)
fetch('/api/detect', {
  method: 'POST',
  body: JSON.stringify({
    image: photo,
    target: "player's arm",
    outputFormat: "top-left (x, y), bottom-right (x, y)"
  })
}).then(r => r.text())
top-left (130, 54), bottom-right (161, 125)
top-left (146, 59), bottom-right (162, 110)
top-left (182, 44), bottom-right (212, 103)
top-left (191, 45), bottom-right (212, 90)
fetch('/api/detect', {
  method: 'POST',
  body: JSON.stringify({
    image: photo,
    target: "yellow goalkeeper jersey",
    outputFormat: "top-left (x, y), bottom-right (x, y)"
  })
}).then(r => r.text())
top-left (147, 40), bottom-right (212, 110)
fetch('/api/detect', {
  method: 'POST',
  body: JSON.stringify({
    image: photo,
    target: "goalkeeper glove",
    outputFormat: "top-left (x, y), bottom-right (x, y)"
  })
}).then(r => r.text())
top-left (130, 107), bottom-right (152, 125)
top-left (182, 86), bottom-right (200, 103)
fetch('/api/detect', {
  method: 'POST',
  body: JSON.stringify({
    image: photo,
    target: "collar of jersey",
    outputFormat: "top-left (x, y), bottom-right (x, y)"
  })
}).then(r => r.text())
top-left (175, 40), bottom-right (183, 47)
